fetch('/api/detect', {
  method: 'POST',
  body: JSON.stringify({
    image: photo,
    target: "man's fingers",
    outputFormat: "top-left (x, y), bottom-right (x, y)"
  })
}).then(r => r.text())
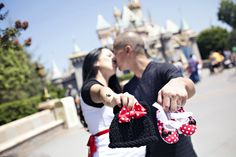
top-left (162, 95), bottom-right (171, 112)
top-left (181, 96), bottom-right (187, 107)
top-left (177, 98), bottom-right (182, 107)
top-left (157, 91), bottom-right (163, 104)
top-left (170, 96), bottom-right (178, 112)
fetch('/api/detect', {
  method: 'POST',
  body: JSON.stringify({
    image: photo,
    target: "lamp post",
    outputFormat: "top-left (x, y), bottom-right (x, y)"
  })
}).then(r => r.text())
top-left (35, 63), bottom-right (50, 101)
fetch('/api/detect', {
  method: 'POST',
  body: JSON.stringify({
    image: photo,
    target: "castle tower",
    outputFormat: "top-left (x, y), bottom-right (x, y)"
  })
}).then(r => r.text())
top-left (121, 6), bottom-right (137, 28)
top-left (69, 44), bottom-right (87, 89)
top-left (96, 14), bottom-right (114, 47)
top-left (128, 0), bottom-right (143, 19)
top-left (94, 0), bottom-right (201, 64)
top-left (113, 7), bottom-right (122, 33)
top-left (50, 60), bottom-right (63, 86)
top-left (179, 18), bottom-right (202, 61)
top-left (51, 61), bottom-right (62, 80)
top-left (114, 6), bottom-right (121, 22)
top-left (165, 19), bottom-right (179, 34)
top-left (180, 18), bottom-right (190, 32)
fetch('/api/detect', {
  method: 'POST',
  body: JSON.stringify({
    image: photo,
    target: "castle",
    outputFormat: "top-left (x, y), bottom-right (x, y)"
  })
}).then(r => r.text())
top-left (53, 0), bottom-right (201, 90)
top-left (96, 0), bottom-right (201, 64)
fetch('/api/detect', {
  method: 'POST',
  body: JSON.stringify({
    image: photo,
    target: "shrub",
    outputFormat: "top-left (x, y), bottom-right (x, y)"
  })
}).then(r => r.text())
top-left (0, 96), bottom-right (41, 125)
top-left (118, 72), bottom-right (134, 82)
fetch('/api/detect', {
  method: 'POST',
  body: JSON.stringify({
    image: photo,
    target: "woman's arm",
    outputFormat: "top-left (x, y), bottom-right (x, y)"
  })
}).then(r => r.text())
top-left (90, 84), bottom-right (136, 108)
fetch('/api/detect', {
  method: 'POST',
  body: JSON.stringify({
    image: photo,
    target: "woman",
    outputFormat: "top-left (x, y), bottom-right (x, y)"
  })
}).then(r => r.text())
top-left (80, 47), bottom-right (146, 157)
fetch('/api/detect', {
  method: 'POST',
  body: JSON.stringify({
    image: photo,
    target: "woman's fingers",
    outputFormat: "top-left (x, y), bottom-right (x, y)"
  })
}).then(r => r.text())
top-left (112, 94), bottom-right (122, 107)
top-left (115, 92), bottom-right (137, 109)
top-left (125, 93), bottom-right (136, 109)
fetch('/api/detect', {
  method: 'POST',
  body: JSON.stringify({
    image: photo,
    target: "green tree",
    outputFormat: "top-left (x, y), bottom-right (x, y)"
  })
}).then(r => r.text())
top-left (0, 3), bottom-right (41, 103)
top-left (197, 26), bottom-right (229, 59)
top-left (228, 29), bottom-right (236, 48)
top-left (218, 0), bottom-right (236, 29)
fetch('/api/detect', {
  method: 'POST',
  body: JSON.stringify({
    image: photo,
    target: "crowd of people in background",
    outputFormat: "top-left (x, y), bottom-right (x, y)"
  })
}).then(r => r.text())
top-left (171, 53), bottom-right (201, 84)
top-left (209, 49), bottom-right (236, 74)
top-left (171, 48), bottom-right (236, 84)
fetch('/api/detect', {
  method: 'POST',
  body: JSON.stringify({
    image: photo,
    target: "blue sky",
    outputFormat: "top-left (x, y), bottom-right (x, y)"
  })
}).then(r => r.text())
top-left (1, 0), bottom-right (230, 72)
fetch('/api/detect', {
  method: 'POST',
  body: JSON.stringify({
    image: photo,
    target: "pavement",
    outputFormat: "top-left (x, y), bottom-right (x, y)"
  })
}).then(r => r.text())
top-left (26, 68), bottom-right (236, 157)
top-left (187, 68), bottom-right (236, 157)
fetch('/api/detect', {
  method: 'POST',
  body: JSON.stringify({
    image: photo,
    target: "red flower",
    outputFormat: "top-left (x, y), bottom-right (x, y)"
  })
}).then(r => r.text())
top-left (13, 39), bottom-right (19, 46)
top-left (22, 21), bottom-right (28, 30)
top-left (15, 20), bottom-right (22, 29)
top-left (24, 37), bottom-right (32, 46)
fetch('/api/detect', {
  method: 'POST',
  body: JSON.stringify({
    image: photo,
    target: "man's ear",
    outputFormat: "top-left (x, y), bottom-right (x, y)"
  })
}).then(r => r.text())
top-left (125, 45), bottom-right (132, 54)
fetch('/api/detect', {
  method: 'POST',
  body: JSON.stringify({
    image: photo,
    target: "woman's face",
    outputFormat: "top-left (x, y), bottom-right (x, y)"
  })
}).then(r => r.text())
top-left (97, 48), bottom-right (117, 77)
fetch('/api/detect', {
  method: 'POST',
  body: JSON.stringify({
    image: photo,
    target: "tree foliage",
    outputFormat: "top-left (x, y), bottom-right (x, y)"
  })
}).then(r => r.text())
top-left (0, 3), bottom-right (41, 103)
top-left (197, 27), bottom-right (229, 59)
top-left (228, 30), bottom-right (236, 48)
top-left (218, 0), bottom-right (236, 29)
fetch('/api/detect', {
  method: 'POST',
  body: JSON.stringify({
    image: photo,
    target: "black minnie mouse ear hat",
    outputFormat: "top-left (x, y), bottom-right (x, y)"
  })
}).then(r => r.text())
top-left (109, 101), bottom-right (159, 148)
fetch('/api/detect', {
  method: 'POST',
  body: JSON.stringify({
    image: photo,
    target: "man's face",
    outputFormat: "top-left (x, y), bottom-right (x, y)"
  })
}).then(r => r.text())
top-left (113, 47), bottom-right (129, 71)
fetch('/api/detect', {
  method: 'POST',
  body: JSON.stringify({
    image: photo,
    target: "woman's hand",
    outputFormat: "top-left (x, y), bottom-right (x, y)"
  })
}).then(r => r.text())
top-left (111, 92), bottom-right (137, 109)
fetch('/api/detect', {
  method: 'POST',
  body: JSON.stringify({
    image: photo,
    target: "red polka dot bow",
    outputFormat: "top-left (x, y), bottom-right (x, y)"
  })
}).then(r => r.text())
top-left (118, 102), bottom-right (147, 123)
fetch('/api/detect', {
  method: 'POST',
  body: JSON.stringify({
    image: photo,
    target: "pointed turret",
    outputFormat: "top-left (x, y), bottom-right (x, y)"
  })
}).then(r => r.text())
top-left (96, 14), bottom-right (114, 46)
top-left (73, 39), bottom-right (81, 53)
top-left (96, 14), bottom-right (111, 30)
top-left (114, 6), bottom-right (121, 19)
top-left (165, 19), bottom-right (179, 34)
top-left (160, 26), bottom-right (166, 34)
top-left (180, 18), bottom-right (190, 31)
top-left (147, 10), bottom-right (154, 25)
top-left (148, 24), bottom-right (162, 37)
top-left (128, 0), bottom-right (141, 10)
top-left (122, 6), bottom-right (137, 23)
top-left (51, 60), bottom-right (62, 80)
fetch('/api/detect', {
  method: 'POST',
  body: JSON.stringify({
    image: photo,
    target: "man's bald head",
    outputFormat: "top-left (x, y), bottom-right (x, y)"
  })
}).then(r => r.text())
top-left (113, 31), bottom-right (145, 54)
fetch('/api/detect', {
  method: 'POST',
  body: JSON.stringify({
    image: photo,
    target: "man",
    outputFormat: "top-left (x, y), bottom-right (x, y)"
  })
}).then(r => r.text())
top-left (113, 32), bottom-right (197, 157)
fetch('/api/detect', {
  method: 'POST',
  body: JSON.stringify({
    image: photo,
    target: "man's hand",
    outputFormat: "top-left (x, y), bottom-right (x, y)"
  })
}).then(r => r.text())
top-left (157, 77), bottom-right (194, 112)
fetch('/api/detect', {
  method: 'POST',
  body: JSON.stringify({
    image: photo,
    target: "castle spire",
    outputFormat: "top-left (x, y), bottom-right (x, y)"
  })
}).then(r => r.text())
top-left (128, 0), bottom-right (141, 10)
top-left (166, 19), bottom-right (179, 34)
top-left (180, 18), bottom-right (190, 31)
top-left (114, 6), bottom-right (121, 18)
top-left (96, 14), bottom-right (111, 30)
top-left (51, 60), bottom-right (62, 80)
top-left (73, 39), bottom-right (81, 52)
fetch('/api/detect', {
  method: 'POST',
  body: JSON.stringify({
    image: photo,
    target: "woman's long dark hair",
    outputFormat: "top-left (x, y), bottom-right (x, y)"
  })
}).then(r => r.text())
top-left (82, 47), bottom-right (103, 82)
top-left (79, 47), bottom-right (122, 129)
